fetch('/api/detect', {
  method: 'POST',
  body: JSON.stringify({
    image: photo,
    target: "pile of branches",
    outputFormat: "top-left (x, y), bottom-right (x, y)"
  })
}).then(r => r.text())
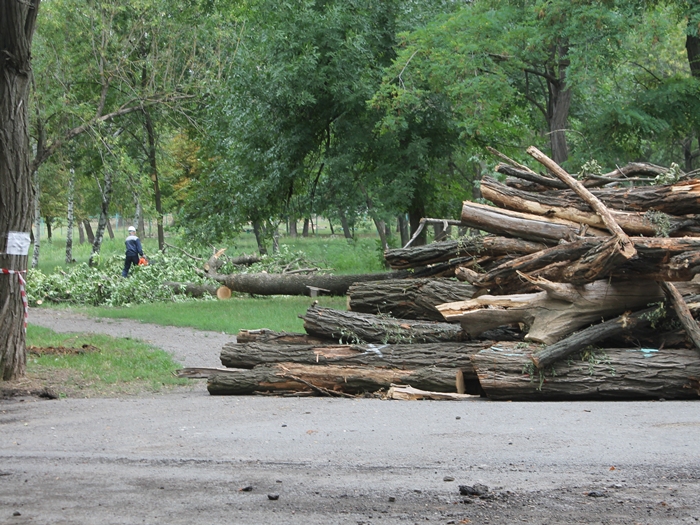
top-left (180, 146), bottom-right (700, 401)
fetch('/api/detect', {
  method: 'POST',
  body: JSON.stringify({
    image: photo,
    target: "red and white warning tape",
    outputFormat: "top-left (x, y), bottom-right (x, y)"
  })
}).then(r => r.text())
top-left (0, 268), bottom-right (28, 332)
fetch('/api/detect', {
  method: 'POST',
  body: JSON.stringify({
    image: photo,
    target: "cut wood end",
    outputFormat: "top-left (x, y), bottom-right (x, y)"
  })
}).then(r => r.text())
top-left (217, 286), bottom-right (232, 300)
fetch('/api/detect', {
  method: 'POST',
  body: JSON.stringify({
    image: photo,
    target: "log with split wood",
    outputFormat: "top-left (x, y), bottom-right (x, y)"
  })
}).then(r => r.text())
top-left (207, 363), bottom-right (465, 396)
top-left (471, 343), bottom-right (700, 401)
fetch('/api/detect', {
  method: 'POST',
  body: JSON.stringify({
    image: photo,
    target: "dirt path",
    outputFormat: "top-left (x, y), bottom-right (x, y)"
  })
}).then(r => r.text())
top-left (28, 307), bottom-right (234, 369)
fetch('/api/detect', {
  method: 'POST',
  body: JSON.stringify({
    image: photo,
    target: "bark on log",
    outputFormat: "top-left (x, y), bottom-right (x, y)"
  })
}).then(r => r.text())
top-left (301, 305), bottom-right (467, 344)
top-left (471, 344), bottom-right (700, 401)
top-left (471, 237), bottom-right (700, 291)
top-left (163, 281), bottom-right (218, 297)
top-left (207, 363), bottom-right (461, 395)
top-left (660, 282), bottom-right (700, 354)
top-left (235, 329), bottom-right (332, 345)
top-left (526, 146), bottom-right (637, 261)
top-left (347, 278), bottom-right (476, 321)
top-left (384, 236), bottom-right (549, 270)
top-left (461, 201), bottom-right (607, 243)
top-left (208, 271), bottom-right (406, 296)
top-left (220, 341), bottom-right (486, 371)
top-left (438, 278), bottom-right (665, 345)
top-left (481, 177), bottom-right (700, 237)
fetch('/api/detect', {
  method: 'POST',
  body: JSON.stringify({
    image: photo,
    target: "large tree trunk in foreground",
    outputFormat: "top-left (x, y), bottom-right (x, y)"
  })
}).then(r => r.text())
top-left (384, 236), bottom-right (549, 270)
top-left (347, 278), bottom-right (475, 321)
top-left (471, 344), bottom-right (700, 401)
top-left (461, 201), bottom-right (607, 243)
top-left (302, 306), bottom-right (467, 344)
top-left (0, 1), bottom-right (40, 380)
top-left (210, 271), bottom-right (406, 296)
top-left (207, 363), bottom-right (461, 396)
top-left (438, 278), bottom-right (666, 345)
top-left (480, 177), bottom-right (700, 237)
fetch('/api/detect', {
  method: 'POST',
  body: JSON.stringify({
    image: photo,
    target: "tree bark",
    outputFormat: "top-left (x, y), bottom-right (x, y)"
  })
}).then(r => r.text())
top-left (31, 171), bottom-right (41, 269)
top-left (0, 0), bottom-right (40, 380)
top-left (220, 341), bottom-right (486, 373)
top-left (302, 305), bottom-right (467, 344)
top-left (660, 282), bottom-right (700, 354)
top-left (105, 218), bottom-right (114, 240)
top-left (235, 329), bottom-right (332, 345)
top-left (384, 236), bottom-right (549, 270)
top-left (438, 278), bottom-right (666, 345)
top-left (65, 169), bottom-right (75, 264)
top-left (162, 282), bottom-right (219, 298)
top-left (143, 106), bottom-right (164, 251)
top-left (210, 270), bottom-right (405, 297)
top-left (480, 177), bottom-right (700, 237)
top-left (471, 344), bottom-right (700, 401)
top-left (252, 220), bottom-right (267, 255)
top-left (207, 363), bottom-right (461, 396)
top-left (88, 171), bottom-right (114, 267)
top-left (338, 209), bottom-right (352, 240)
top-left (398, 214), bottom-right (409, 247)
top-left (83, 219), bottom-right (95, 243)
top-left (78, 220), bottom-right (85, 244)
top-left (461, 201), bottom-right (607, 243)
top-left (347, 278), bottom-right (475, 321)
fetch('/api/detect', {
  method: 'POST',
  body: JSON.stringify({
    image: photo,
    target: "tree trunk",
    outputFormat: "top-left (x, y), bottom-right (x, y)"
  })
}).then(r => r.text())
top-left (207, 363), bottom-right (461, 396)
top-left (302, 218), bottom-right (310, 237)
top-left (384, 236), bottom-right (549, 270)
top-left (0, 0), bottom-right (40, 380)
top-left (235, 329), bottom-right (332, 345)
top-left (338, 209), bottom-right (352, 240)
top-left (480, 177), bottom-right (700, 237)
top-left (302, 305), bottom-right (466, 344)
top-left (31, 171), bottom-right (40, 269)
top-left (252, 220), bottom-right (267, 255)
top-left (347, 278), bottom-right (475, 321)
top-left (105, 218), bottom-right (114, 240)
top-left (65, 169), bottom-right (75, 264)
top-left (89, 171), bottom-right (114, 267)
top-left (471, 344), bottom-right (700, 401)
top-left (78, 220), bottom-right (85, 244)
top-left (289, 217), bottom-right (298, 238)
top-left (398, 214), bottom-right (409, 247)
top-left (461, 201), bottom-right (607, 243)
top-left (438, 278), bottom-right (666, 345)
top-left (83, 219), bottom-right (95, 243)
top-left (143, 107), bottom-right (164, 251)
top-left (210, 270), bottom-right (405, 297)
top-left (408, 207), bottom-right (427, 247)
top-left (162, 282), bottom-right (219, 297)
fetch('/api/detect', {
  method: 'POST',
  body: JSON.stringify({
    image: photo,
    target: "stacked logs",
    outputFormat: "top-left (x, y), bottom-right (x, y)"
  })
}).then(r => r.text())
top-left (196, 147), bottom-right (700, 400)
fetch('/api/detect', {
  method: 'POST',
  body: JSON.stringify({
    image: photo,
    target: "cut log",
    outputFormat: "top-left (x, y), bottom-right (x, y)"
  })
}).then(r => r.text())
top-left (438, 278), bottom-right (666, 345)
top-left (471, 237), bottom-right (700, 291)
top-left (471, 343), bottom-right (700, 400)
top-left (495, 163), bottom-right (567, 189)
top-left (163, 281), bottom-right (218, 297)
top-left (660, 282), bottom-right (700, 354)
top-left (235, 329), bottom-right (332, 345)
top-left (301, 305), bottom-right (467, 344)
top-left (347, 278), bottom-right (476, 321)
top-left (220, 341), bottom-right (486, 371)
top-left (480, 177), bottom-right (700, 237)
top-left (384, 236), bottom-right (549, 270)
top-left (526, 146), bottom-right (636, 260)
top-left (216, 286), bottom-right (232, 299)
top-left (207, 271), bottom-right (407, 296)
top-left (461, 201), bottom-right (607, 243)
top-left (207, 363), bottom-right (461, 395)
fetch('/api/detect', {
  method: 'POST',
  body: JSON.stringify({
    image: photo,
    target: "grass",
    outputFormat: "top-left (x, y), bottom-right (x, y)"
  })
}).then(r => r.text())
top-left (81, 294), bottom-right (348, 333)
top-left (22, 325), bottom-right (188, 397)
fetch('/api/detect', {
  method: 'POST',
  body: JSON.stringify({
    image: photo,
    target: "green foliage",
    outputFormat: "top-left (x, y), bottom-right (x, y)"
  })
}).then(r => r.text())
top-left (26, 252), bottom-right (214, 307)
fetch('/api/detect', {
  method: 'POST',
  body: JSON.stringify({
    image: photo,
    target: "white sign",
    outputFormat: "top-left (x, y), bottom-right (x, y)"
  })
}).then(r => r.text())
top-left (6, 232), bottom-right (31, 256)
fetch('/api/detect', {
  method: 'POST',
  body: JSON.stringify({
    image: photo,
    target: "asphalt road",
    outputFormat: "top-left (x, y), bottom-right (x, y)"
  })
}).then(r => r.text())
top-left (2, 393), bottom-right (700, 524)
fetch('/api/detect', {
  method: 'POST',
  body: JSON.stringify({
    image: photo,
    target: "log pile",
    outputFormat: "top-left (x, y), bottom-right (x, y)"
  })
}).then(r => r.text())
top-left (184, 147), bottom-right (700, 401)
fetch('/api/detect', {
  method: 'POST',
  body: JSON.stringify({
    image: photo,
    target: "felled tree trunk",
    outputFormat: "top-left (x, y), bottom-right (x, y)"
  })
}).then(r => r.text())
top-left (302, 305), bottom-right (467, 344)
top-left (163, 282), bottom-right (219, 298)
top-left (461, 201), bottom-right (607, 243)
top-left (471, 344), bottom-right (700, 401)
top-left (384, 236), bottom-right (549, 269)
top-left (347, 279), bottom-right (475, 321)
top-left (438, 278), bottom-right (664, 345)
top-left (235, 329), bottom-right (332, 345)
top-left (207, 363), bottom-right (461, 395)
top-left (208, 270), bottom-right (406, 296)
top-left (480, 177), bottom-right (700, 237)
